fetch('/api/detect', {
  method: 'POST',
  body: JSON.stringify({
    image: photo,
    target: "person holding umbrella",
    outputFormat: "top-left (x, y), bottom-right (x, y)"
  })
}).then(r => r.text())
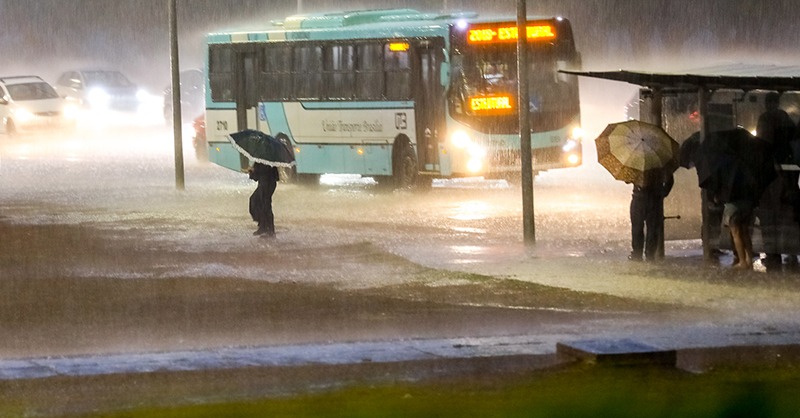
top-left (228, 130), bottom-right (297, 238)
top-left (595, 120), bottom-right (680, 262)
top-left (249, 162), bottom-right (279, 237)
top-left (630, 169), bottom-right (674, 261)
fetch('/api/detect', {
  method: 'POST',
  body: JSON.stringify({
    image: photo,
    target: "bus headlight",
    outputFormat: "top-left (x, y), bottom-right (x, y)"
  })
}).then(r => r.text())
top-left (566, 153), bottom-right (581, 166)
top-left (451, 130), bottom-right (471, 148)
top-left (562, 139), bottom-right (579, 153)
top-left (467, 142), bottom-right (486, 158)
top-left (571, 126), bottom-right (584, 141)
top-left (467, 158), bottom-right (483, 173)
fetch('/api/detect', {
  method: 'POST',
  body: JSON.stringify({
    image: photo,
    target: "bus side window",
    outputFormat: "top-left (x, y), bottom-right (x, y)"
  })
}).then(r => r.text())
top-left (209, 46), bottom-right (235, 102)
top-left (293, 45), bottom-right (323, 100)
top-left (324, 44), bottom-right (355, 99)
top-left (262, 44), bottom-right (292, 101)
top-left (356, 43), bottom-right (383, 100)
top-left (384, 44), bottom-right (410, 100)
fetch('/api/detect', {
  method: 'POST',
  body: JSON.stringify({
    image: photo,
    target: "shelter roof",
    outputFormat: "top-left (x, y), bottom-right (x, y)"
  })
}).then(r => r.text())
top-left (561, 63), bottom-right (800, 92)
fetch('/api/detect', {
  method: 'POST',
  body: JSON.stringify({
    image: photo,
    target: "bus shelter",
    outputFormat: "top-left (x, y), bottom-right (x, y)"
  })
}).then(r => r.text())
top-left (562, 64), bottom-right (800, 261)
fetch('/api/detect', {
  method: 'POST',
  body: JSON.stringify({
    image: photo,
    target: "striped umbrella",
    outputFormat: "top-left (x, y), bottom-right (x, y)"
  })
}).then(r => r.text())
top-left (595, 120), bottom-right (679, 187)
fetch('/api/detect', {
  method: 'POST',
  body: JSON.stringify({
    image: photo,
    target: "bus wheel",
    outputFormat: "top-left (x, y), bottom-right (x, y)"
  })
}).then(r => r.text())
top-left (393, 141), bottom-right (418, 190)
top-left (373, 175), bottom-right (394, 190)
top-left (416, 176), bottom-right (433, 190)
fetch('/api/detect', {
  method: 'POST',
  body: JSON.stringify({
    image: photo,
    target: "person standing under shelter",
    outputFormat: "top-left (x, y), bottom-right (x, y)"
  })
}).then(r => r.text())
top-left (756, 92), bottom-right (796, 268)
top-left (629, 169), bottom-right (674, 262)
top-left (249, 162), bottom-right (280, 238)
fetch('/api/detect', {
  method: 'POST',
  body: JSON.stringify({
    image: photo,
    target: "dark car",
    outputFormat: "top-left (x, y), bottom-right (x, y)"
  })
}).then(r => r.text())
top-left (163, 69), bottom-right (205, 123)
top-left (191, 114), bottom-right (208, 161)
top-left (55, 69), bottom-right (143, 112)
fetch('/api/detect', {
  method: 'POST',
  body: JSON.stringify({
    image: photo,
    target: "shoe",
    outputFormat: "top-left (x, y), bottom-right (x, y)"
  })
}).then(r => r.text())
top-left (709, 248), bottom-right (725, 257)
top-left (259, 232), bottom-right (276, 239)
top-left (253, 228), bottom-right (268, 236)
top-left (628, 253), bottom-right (643, 262)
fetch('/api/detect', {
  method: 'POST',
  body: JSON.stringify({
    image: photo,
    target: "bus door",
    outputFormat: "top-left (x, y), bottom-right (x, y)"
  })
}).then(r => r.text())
top-left (234, 46), bottom-right (260, 134)
top-left (414, 41), bottom-right (445, 172)
top-left (230, 46), bottom-right (260, 170)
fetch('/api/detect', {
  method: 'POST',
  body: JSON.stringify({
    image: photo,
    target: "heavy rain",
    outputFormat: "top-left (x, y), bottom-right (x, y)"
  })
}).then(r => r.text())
top-left (2, 0), bottom-right (800, 415)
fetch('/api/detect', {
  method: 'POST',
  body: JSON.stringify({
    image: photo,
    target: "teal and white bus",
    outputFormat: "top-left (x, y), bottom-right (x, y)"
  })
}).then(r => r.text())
top-left (204, 8), bottom-right (583, 188)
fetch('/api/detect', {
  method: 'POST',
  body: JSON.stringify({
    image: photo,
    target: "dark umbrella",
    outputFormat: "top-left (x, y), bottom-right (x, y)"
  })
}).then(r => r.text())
top-left (694, 128), bottom-right (776, 204)
top-left (228, 130), bottom-right (296, 168)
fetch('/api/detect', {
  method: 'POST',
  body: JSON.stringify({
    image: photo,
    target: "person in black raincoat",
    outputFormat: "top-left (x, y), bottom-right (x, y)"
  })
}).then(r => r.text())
top-left (249, 162), bottom-right (279, 237)
top-left (698, 129), bottom-right (776, 269)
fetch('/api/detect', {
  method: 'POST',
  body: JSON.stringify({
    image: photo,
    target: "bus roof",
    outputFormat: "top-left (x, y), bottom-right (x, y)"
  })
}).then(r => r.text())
top-left (208, 8), bottom-right (570, 43)
top-left (562, 63), bottom-right (800, 92)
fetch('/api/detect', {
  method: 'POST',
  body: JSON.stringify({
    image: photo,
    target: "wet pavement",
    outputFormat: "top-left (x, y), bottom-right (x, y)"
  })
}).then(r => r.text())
top-left (3, 89), bottom-right (800, 413)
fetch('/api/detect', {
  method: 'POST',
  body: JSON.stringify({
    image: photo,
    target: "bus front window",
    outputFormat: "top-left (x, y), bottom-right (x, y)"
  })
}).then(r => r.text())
top-left (450, 46), bottom-right (579, 134)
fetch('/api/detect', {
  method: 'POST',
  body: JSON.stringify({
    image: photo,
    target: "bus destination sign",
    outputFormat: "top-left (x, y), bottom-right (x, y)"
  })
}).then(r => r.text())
top-left (470, 95), bottom-right (513, 114)
top-left (467, 24), bottom-right (555, 44)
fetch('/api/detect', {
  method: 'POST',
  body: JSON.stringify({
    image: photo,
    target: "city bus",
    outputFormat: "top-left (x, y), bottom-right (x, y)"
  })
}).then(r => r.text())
top-left (203, 8), bottom-right (583, 188)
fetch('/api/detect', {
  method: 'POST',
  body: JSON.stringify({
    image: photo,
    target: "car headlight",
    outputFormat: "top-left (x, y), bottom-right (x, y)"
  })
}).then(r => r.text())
top-left (63, 103), bottom-right (79, 120)
top-left (136, 89), bottom-right (150, 102)
top-left (87, 88), bottom-right (111, 109)
top-left (14, 108), bottom-right (35, 123)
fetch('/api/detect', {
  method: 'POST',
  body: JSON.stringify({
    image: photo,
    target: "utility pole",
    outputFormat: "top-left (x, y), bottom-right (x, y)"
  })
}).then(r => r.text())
top-left (169, 0), bottom-right (185, 190)
top-left (517, 0), bottom-right (535, 244)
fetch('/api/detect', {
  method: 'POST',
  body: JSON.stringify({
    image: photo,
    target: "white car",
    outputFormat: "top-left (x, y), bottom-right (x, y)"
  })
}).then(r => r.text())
top-left (0, 76), bottom-right (76, 135)
top-left (55, 69), bottom-right (143, 112)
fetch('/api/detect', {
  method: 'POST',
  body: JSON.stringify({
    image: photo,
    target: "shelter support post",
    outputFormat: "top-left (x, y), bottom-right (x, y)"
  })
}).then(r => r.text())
top-left (698, 87), bottom-right (712, 261)
top-left (651, 88), bottom-right (666, 259)
top-left (169, 0), bottom-right (185, 191)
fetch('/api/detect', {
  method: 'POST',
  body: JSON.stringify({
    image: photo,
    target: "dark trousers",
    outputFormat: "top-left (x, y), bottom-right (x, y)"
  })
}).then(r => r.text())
top-left (250, 179), bottom-right (277, 234)
top-left (631, 191), bottom-right (664, 260)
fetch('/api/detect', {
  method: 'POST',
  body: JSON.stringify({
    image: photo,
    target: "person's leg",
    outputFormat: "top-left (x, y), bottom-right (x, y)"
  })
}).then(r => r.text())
top-left (730, 223), bottom-right (748, 268)
top-left (644, 194), bottom-right (664, 261)
top-left (630, 194), bottom-right (645, 260)
top-left (760, 179), bottom-right (783, 267)
top-left (741, 225), bottom-right (754, 267)
top-left (253, 182), bottom-right (270, 235)
top-left (263, 180), bottom-right (278, 237)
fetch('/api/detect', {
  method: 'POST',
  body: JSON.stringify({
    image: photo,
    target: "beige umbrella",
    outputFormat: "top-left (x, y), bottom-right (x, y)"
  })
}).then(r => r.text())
top-left (595, 120), bottom-right (680, 187)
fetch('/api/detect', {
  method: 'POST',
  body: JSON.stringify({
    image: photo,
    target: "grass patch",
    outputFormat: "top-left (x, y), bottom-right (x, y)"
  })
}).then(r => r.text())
top-left (73, 363), bottom-right (800, 417)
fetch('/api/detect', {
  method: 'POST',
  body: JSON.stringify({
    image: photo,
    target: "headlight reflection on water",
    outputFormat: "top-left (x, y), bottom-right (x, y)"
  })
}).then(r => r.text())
top-left (449, 200), bottom-right (491, 221)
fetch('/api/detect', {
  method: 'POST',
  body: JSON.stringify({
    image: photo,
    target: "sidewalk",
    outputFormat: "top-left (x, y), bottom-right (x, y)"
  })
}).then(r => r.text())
top-left (4, 320), bottom-right (800, 382)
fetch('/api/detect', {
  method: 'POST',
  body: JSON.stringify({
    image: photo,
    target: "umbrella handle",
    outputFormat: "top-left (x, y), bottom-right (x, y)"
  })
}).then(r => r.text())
top-left (664, 215), bottom-right (681, 220)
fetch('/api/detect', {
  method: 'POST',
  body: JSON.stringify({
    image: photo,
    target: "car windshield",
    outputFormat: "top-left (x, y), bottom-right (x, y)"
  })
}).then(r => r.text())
top-left (6, 82), bottom-right (60, 101)
top-left (83, 71), bottom-right (132, 88)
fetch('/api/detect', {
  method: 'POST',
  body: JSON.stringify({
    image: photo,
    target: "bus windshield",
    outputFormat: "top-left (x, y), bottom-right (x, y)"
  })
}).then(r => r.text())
top-left (451, 45), bottom-right (579, 134)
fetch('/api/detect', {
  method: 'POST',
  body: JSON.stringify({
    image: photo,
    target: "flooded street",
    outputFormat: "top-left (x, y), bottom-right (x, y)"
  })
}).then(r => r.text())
top-left (2, 80), bottom-right (800, 365)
